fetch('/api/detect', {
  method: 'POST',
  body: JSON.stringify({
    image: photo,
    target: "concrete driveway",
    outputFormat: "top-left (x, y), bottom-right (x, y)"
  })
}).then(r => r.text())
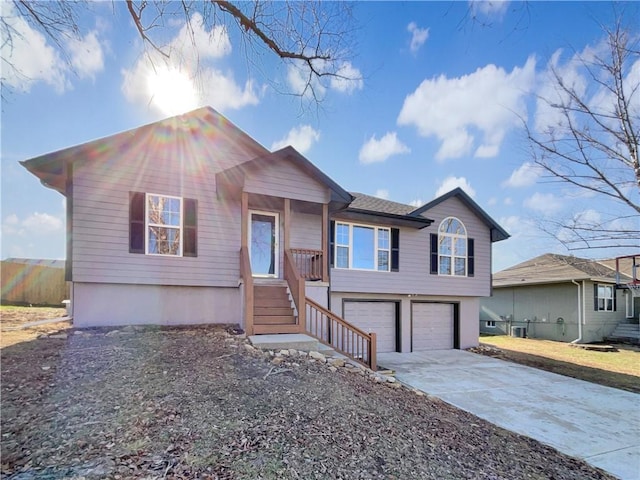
top-left (377, 350), bottom-right (640, 480)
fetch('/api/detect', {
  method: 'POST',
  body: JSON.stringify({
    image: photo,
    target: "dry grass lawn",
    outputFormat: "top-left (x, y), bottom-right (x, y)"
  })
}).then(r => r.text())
top-left (479, 335), bottom-right (640, 393)
top-left (0, 306), bottom-right (70, 348)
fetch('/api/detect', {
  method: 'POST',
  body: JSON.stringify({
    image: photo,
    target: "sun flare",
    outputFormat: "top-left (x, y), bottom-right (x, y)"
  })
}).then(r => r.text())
top-left (147, 66), bottom-right (199, 116)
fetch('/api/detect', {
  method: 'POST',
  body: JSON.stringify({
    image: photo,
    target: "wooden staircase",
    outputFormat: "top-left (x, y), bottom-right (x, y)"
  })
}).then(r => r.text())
top-left (253, 284), bottom-right (299, 334)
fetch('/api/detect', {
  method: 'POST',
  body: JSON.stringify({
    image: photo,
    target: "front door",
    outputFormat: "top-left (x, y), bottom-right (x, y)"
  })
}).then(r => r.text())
top-left (249, 211), bottom-right (279, 277)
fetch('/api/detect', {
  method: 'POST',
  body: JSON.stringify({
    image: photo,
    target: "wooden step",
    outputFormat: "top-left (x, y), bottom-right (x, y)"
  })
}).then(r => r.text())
top-left (254, 315), bottom-right (296, 325)
top-left (254, 297), bottom-right (292, 308)
top-left (254, 286), bottom-right (288, 298)
top-left (254, 324), bottom-right (301, 334)
top-left (254, 307), bottom-right (294, 316)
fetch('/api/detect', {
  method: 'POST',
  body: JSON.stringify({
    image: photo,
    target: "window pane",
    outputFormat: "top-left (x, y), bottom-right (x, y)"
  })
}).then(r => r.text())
top-left (337, 246), bottom-right (349, 268)
top-left (148, 195), bottom-right (181, 226)
top-left (439, 256), bottom-right (451, 275)
top-left (606, 299), bottom-right (613, 311)
top-left (378, 250), bottom-right (389, 271)
top-left (598, 285), bottom-right (606, 298)
top-left (148, 227), bottom-right (180, 255)
top-left (455, 237), bottom-right (466, 255)
top-left (353, 226), bottom-right (375, 269)
top-left (440, 217), bottom-right (466, 235)
top-left (598, 298), bottom-right (605, 311)
top-left (454, 257), bottom-right (466, 276)
top-left (337, 223), bottom-right (349, 245)
top-left (378, 229), bottom-right (390, 249)
top-left (439, 236), bottom-right (451, 255)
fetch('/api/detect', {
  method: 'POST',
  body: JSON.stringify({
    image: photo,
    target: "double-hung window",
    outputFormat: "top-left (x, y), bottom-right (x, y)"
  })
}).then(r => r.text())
top-left (147, 194), bottom-right (182, 255)
top-left (130, 192), bottom-right (197, 257)
top-left (334, 222), bottom-right (391, 271)
top-left (595, 284), bottom-right (614, 312)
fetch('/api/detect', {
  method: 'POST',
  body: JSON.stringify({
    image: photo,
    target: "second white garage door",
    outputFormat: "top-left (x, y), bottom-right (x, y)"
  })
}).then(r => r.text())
top-left (343, 301), bottom-right (397, 353)
top-left (412, 302), bottom-right (454, 351)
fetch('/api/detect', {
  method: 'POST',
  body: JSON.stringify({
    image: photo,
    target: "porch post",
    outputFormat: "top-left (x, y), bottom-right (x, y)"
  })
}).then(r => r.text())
top-left (241, 192), bottom-right (248, 248)
top-left (283, 198), bottom-right (291, 250)
top-left (322, 203), bottom-right (329, 282)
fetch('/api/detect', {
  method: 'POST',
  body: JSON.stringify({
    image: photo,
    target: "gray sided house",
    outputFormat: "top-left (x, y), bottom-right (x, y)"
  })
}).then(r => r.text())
top-left (22, 107), bottom-right (509, 364)
top-left (480, 253), bottom-right (637, 343)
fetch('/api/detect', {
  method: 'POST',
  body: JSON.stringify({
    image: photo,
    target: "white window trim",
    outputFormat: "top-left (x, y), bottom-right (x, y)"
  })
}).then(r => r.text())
top-left (596, 284), bottom-right (614, 312)
top-left (438, 217), bottom-right (467, 277)
top-left (145, 193), bottom-right (183, 257)
top-left (486, 320), bottom-right (496, 328)
top-left (625, 290), bottom-right (635, 318)
top-left (334, 221), bottom-right (391, 272)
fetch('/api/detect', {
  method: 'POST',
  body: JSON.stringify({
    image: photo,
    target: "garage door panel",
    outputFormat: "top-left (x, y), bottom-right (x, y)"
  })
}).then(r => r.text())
top-left (412, 303), bottom-right (454, 351)
top-left (343, 301), bottom-right (396, 353)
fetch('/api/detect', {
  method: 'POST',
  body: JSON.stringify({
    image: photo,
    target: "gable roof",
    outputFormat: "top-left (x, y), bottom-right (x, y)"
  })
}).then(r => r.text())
top-left (21, 107), bottom-right (268, 195)
top-left (493, 253), bottom-right (630, 287)
top-left (597, 256), bottom-right (640, 280)
top-left (411, 187), bottom-right (509, 242)
top-left (337, 192), bottom-right (433, 229)
top-left (217, 146), bottom-right (353, 206)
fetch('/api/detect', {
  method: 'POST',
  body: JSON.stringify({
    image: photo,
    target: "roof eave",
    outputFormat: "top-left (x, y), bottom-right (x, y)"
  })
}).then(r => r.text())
top-left (337, 208), bottom-right (433, 229)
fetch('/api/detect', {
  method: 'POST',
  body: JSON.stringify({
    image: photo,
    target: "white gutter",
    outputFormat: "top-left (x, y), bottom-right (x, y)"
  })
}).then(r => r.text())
top-left (570, 279), bottom-right (582, 344)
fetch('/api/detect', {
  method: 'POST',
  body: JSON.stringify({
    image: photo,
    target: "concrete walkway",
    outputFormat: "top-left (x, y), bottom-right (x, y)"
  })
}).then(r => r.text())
top-left (378, 350), bottom-right (640, 480)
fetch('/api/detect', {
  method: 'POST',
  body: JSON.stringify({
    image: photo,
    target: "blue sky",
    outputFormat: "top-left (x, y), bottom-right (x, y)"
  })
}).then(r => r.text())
top-left (1, 1), bottom-right (638, 271)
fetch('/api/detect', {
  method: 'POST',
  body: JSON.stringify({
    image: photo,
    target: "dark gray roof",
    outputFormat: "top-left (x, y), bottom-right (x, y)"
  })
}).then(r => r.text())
top-left (339, 192), bottom-right (433, 229)
top-left (348, 193), bottom-right (417, 216)
top-left (493, 253), bottom-right (630, 287)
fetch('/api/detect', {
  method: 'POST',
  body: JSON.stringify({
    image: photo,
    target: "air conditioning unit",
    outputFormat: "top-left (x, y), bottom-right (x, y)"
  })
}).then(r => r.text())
top-left (511, 326), bottom-right (527, 338)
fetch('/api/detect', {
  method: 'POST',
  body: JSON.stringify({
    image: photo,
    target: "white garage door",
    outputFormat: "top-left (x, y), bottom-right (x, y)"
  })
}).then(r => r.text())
top-left (412, 303), bottom-right (454, 351)
top-left (343, 301), bottom-right (397, 353)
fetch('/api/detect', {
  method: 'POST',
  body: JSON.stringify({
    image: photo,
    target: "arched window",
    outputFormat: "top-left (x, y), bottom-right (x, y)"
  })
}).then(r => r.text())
top-left (438, 217), bottom-right (467, 276)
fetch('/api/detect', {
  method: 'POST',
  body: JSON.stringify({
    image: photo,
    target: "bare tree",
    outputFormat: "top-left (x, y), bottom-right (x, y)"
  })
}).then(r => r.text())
top-left (1, 0), bottom-right (358, 103)
top-left (526, 18), bottom-right (640, 252)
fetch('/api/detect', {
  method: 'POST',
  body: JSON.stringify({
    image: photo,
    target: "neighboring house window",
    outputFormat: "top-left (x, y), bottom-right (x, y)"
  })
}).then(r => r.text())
top-left (332, 221), bottom-right (399, 272)
top-left (594, 284), bottom-right (615, 312)
top-left (129, 192), bottom-right (197, 257)
top-left (486, 320), bottom-right (496, 328)
top-left (430, 217), bottom-right (474, 277)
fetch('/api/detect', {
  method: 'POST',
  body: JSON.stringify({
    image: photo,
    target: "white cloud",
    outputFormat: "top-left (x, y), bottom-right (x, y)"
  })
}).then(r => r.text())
top-left (359, 132), bottom-right (411, 164)
top-left (523, 192), bottom-right (563, 214)
top-left (67, 31), bottom-right (105, 80)
top-left (407, 22), bottom-right (429, 53)
top-left (271, 125), bottom-right (320, 154)
top-left (435, 176), bottom-right (476, 198)
top-left (469, 0), bottom-right (510, 18)
top-left (374, 189), bottom-right (390, 200)
top-left (487, 197), bottom-right (497, 206)
top-left (122, 13), bottom-right (258, 115)
top-left (287, 59), bottom-right (363, 98)
top-left (330, 61), bottom-right (364, 94)
top-left (504, 197), bottom-right (513, 206)
top-left (409, 198), bottom-right (423, 207)
top-left (503, 161), bottom-right (542, 187)
top-left (397, 57), bottom-right (536, 160)
top-left (3, 212), bottom-right (64, 236)
top-left (0, 3), bottom-right (105, 93)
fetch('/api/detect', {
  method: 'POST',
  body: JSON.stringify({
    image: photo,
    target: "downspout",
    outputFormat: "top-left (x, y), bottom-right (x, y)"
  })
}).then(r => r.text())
top-left (571, 280), bottom-right (582, 344)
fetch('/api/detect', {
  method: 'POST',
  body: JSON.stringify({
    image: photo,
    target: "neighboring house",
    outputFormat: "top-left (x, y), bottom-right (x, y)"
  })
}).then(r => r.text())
top-left (480, 253), bottom-right (637, 343)
top-left (21, 107), bottom-right (508, 365)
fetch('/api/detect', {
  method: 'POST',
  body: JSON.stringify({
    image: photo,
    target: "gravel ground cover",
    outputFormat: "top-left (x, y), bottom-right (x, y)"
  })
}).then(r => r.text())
top-left (0, 320), bottom-right (615, 480)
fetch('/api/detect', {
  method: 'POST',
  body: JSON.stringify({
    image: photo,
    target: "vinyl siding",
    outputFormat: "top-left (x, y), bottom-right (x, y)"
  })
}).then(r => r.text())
top-left (480, 281), bottom-right (627, 342)
top-left (243, 159), bottom-right (330, 204)
top-left (331, 196), bottom-right (492, 297)
top-left (290, 211), bottom-right (322, 250)
top-left (72, 154), bottom-right (241, 287)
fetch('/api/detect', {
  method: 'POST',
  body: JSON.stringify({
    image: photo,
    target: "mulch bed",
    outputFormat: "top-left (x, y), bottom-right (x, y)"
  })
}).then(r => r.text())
top-left (1, 325), bottom-right (615, 479)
